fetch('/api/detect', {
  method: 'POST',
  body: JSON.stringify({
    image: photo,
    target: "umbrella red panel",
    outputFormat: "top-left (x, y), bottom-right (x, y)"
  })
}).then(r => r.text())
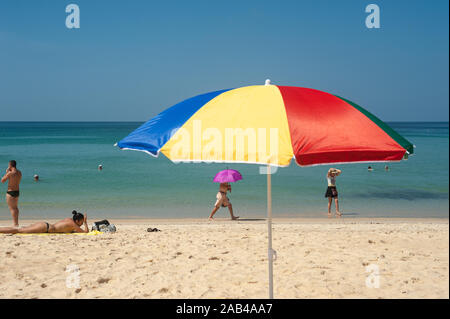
top-left (276, 86), bottom-right (406, 166)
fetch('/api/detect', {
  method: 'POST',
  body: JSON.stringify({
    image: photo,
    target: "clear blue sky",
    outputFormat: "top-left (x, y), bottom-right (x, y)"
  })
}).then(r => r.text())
top-left (0, 0), bottom-right (448, 121)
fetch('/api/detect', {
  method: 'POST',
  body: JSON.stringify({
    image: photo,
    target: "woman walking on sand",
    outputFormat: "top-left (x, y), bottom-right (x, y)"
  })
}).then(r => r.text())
top-left (325, 168), bottom-right (342, 218)
top-left (209, 182), bottom-right (239, 221)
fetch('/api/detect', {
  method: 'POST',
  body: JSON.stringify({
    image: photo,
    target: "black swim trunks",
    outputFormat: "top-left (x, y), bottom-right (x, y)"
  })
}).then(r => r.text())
top-left (6, 190), bottom-right (19, 198)
top-left (324, 186), bottom-right (338, 198)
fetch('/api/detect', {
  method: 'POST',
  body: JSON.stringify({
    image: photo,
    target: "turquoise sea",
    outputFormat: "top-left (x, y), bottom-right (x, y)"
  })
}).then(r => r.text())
top-left (0, 122), bottom-right (448, 219)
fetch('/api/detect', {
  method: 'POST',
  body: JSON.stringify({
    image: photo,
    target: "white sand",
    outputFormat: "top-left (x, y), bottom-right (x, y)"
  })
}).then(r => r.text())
top-left (0, 218), bottom-right (448, 299)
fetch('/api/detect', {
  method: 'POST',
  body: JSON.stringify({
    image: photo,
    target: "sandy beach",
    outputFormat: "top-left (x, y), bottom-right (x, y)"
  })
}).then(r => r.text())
top-left (0, 217), bottom-right (448, 299)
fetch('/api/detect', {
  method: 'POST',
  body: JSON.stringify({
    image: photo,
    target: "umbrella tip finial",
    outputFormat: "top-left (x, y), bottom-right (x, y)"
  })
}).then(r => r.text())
top-left (265, 79), bottom-right (271, 86)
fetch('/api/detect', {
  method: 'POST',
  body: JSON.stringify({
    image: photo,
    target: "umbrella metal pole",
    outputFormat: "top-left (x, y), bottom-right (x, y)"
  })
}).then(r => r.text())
top-left (267, 164), bottom-right (274, 299)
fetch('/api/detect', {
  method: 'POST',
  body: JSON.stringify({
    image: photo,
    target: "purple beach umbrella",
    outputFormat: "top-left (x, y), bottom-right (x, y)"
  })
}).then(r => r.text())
top-left (213, 169), bottom-right (242, 183)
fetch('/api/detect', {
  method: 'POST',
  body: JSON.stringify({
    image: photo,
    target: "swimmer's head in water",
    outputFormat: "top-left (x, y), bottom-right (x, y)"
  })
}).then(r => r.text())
top-left (9, 160), bottom-right (16, 168)
top-left (72, 210), bottom-right (84, 225)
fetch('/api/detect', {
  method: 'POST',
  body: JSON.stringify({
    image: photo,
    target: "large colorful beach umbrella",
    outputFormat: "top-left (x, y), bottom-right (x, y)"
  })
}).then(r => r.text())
top-left (116, 80), bottom-right (413, 298)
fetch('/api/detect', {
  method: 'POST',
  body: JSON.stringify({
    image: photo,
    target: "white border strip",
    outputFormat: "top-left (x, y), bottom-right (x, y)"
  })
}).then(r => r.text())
top-left (296, 158), bottom-right (405, 167)
top-left (116, 144), bottom-right (411, 168)
top-left (115, 145), bottom-right (161, 158)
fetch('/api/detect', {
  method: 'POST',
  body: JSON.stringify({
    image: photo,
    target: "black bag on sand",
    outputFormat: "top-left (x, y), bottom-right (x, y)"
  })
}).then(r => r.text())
top-left (91, 219), bottom-right (110, 231)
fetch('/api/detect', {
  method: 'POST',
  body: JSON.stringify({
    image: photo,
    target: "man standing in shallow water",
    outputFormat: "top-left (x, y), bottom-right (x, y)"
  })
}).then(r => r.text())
top-left (1, 160), bottom-right (22, 227)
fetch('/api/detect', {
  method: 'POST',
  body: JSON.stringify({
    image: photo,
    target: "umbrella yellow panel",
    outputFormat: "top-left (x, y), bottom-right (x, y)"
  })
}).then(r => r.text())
top-left (160, 85), bottom-right (295, 166)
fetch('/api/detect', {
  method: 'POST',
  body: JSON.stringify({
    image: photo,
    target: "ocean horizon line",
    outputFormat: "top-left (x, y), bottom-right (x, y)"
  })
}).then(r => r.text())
top-left (1, 120), bottom-right (449, 124)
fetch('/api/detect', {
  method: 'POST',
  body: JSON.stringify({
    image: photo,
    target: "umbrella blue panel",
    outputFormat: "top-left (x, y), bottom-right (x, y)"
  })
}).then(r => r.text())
top-left (117, 89), bottom-right (231, 156)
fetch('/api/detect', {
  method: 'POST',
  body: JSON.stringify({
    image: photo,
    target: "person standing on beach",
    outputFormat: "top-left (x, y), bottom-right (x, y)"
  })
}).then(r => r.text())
top-left (1, 160), bottom-right (22, 227)
top-left (325, 168), bottom-right (341, 218)
top-left (209, 182), bottom-right (239, 220)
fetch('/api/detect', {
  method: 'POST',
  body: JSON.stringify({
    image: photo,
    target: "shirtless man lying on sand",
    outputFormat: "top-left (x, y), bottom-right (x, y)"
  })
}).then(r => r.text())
top-left (0, 210), bottom-right (89, 234)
